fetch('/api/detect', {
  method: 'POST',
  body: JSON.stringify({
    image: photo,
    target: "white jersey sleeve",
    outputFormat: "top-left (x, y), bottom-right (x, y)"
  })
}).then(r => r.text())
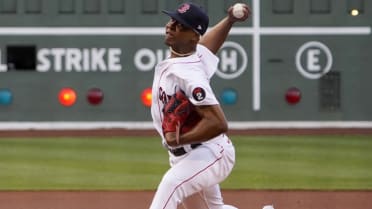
top-left (196, 44), bottom-right (219, 79)
top-left (173, 68), bottom-right (218, 106)
top-left (169, 44), bottom-right (220, 106)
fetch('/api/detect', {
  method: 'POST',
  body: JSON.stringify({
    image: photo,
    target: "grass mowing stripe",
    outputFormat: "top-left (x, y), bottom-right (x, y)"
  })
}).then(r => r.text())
top-left (0, 137), bottom-right (169, 190)
top-left (0, 135), bottom-right (371, 190)
top-left (222, 135), bottom-right (372, 190)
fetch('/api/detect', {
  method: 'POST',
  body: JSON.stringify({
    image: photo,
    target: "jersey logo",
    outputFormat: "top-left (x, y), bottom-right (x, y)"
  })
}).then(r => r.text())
top-left (192, 87), bottom-right (206, 101)
top-left (158, 87), bottom-right (170, 105)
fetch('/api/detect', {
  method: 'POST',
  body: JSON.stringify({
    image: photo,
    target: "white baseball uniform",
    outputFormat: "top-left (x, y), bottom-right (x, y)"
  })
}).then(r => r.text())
top-left (150, 44), bottom-right (236, 209)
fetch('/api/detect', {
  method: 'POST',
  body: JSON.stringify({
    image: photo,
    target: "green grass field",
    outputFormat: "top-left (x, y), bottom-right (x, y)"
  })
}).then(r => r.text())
top-left (0, 135), bottom-right (371, 190)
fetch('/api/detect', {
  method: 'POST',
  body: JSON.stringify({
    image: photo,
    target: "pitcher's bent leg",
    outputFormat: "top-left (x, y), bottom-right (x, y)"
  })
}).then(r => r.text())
top-left (182, 184), bottom-right (224, 209)
top-left (149, 144), bottom-right (233, 209)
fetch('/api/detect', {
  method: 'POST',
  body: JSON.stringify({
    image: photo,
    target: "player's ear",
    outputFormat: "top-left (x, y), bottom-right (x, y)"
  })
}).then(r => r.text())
top-left (191, 32), bottom-right (200, 43)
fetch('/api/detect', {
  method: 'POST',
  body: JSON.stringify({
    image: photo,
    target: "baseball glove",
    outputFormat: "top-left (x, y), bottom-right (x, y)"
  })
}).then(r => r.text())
top-left (162, 90), bottom-right (201, 143)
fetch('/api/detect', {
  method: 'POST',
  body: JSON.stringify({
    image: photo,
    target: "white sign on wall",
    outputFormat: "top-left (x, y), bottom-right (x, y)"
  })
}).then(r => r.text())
top-left (295, 41), bottom-right (333, 79)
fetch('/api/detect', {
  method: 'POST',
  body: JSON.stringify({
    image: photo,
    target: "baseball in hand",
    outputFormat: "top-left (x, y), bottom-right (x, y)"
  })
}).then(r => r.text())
top-left (232, 3), bottom-right (245, 19)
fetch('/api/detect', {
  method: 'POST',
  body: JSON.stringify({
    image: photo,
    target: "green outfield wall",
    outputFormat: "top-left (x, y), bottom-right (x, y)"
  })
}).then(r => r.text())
top-left (0, 0), bottom-right (371, 123)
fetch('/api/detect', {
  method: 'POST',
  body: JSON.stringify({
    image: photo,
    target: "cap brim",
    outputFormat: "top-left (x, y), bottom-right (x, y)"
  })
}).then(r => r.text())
top-left (162, 10), bottom-right (194, 30)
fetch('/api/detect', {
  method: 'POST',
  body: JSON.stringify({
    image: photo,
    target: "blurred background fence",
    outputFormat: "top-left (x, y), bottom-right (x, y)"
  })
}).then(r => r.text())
top-left (0, 0), bottom-right (371, 131)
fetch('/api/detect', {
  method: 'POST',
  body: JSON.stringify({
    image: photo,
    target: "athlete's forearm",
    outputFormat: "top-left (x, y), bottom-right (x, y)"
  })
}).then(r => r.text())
top-left (199, 17), bottom-right (234, 54)
top-left (181, 116), bottom-right (227, 144)
top-left (164, 105), bottom-right (228, 146)
top-left (199, 4), bottom-right (251, 54)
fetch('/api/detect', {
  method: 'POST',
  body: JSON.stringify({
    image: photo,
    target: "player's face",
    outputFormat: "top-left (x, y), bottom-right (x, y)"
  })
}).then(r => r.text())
top-left (164, 18), bottom-right (198, 47)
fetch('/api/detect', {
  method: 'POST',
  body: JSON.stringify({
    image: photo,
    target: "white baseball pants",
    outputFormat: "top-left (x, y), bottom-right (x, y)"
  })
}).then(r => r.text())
top-left (149, 135), bottom-right (235, 209)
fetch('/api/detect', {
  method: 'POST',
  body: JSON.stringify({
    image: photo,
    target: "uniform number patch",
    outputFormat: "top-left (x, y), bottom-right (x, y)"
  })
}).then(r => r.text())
top-left (192, 87), bottom-right (206, 101)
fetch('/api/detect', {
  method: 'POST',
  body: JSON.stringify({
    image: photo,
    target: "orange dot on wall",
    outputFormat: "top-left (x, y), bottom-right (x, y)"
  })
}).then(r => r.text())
top-left (141, 88), bottom-right (152, 107)
top-left (58, 88), bottom-right (77, 107)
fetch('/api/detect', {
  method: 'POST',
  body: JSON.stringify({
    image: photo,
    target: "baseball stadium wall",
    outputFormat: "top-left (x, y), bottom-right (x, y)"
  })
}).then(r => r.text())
top-left (0, 0), bottom-right (371, 131)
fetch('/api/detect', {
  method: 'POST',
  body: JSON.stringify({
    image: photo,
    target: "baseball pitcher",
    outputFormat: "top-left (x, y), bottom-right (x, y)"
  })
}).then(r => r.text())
top-left (150, 2), bottom-right (251, 209)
